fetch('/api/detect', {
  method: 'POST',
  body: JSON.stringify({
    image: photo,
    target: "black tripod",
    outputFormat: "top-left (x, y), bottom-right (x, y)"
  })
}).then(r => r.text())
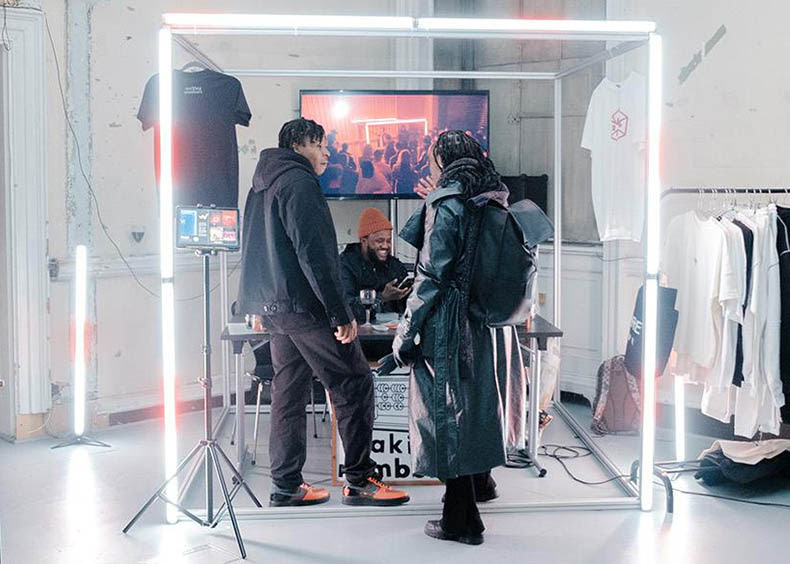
top-left (123, 250), bottom-right (261, 559)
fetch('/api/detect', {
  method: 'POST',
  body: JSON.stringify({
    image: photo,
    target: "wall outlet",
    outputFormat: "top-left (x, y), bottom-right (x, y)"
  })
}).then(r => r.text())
top-left (538, 292), bottom-right (546, 305)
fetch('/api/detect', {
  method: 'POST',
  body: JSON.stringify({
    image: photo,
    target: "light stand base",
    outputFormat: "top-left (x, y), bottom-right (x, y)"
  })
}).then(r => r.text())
top-left (52, 435), bottom-right (111, 449)
top-left (123, 438), bottom-right (261, 559)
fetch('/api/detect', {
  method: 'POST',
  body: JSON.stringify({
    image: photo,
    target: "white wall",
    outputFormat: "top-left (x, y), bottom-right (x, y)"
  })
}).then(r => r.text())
top-left (41, 0), bottom-right (402, 425)
top-left (608, 0), bottom-right (790, 407)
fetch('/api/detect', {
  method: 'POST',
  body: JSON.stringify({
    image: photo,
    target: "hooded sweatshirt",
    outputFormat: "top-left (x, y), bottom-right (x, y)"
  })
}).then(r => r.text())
top-left (238, 148), bottom-right (351, 333)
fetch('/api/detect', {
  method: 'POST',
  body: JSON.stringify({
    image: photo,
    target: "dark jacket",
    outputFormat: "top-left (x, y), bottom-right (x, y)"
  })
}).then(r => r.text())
top-left (238, 148), bottom-right (351, 333)
top-left (339, 243), bottom-right (409, 323)
top-left (398, 182), bottom-right (513, 480)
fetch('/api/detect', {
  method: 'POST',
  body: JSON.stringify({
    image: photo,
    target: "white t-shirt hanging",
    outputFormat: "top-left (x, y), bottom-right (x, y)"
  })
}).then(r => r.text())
top-left (661, 211), bottom-right (731, 384)
top-left (581, 72), bottom-right (647, 242)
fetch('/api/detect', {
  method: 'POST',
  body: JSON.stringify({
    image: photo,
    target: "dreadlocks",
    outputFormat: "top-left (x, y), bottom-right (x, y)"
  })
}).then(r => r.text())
top-left (278, 118), bottom-right (325, 150)
top-left (431, 130), bottom-right (500, 197)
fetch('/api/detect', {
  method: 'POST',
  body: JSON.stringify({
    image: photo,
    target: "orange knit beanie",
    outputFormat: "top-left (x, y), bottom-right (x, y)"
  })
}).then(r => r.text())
top-left (357, 208), bottom-right (393, 239)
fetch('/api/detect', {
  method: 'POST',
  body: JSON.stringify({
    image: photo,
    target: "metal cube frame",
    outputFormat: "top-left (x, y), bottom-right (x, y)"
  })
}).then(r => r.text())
top-left (154, 13), bottom-right (663, 521)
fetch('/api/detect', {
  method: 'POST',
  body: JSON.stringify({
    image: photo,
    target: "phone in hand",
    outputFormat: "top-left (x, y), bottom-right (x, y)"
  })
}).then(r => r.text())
top-left (397, 274), bottom-right (415, 290)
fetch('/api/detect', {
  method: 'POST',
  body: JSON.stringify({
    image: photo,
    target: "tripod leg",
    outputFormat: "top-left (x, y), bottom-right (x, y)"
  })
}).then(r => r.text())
top-left (123, 442), bottom-right (203, 533)
top-left (209, 445), bottom-right (247, 560)
top-left (213, 443), bottom-right (263, 507)
top-left (252, 381), bottom-right (262, 465)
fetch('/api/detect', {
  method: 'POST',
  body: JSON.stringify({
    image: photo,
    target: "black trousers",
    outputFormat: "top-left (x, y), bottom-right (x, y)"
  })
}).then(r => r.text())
top-left (268, 325), bottom-right (377, 490)
top-left (442, 473), bottom-right (486, 535)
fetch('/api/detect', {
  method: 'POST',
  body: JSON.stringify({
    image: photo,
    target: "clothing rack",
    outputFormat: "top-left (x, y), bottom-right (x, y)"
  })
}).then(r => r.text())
top-left (662, 186), bottom-right (790, 199)
top-left (636, 186), bottom-right (790, 512)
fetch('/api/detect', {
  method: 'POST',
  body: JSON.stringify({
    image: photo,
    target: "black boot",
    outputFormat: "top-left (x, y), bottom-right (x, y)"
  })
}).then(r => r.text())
top-left (424, 520), bottom-right (483, 545)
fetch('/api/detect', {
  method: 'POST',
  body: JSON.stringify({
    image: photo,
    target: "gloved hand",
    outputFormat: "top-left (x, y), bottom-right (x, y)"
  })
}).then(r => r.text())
top-left (392, 333), bottom-right (417, 368)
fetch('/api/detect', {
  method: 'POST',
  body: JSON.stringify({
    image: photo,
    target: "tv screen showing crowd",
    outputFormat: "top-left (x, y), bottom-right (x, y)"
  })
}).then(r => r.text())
top-left (301, 91), bottom-right (489, 198)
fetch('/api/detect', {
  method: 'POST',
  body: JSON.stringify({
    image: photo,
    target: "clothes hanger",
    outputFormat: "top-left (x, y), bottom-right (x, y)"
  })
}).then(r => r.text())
top-left (180, 60), bottom-right (207, 72)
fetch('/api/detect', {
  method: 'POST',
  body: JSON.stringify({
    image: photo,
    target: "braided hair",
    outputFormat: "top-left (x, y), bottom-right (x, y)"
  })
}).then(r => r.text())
top-left (431, 130), bottom-right (500, 197)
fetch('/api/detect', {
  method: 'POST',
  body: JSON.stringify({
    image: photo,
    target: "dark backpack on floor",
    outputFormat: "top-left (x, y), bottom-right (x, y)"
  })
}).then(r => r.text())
top-left (590, 355), bottom-right (642, 435)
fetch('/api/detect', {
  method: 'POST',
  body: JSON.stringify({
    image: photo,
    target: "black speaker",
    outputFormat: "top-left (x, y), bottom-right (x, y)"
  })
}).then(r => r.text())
top-left (501, 174), bottom-right (548, 214)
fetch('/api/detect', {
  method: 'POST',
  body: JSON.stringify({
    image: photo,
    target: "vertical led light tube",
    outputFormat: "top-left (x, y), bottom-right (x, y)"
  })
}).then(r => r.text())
top-left (73, 245), bottom-right (88, 437)
top-left (158, 26), bottom-right (178, 524)
top-left (640, 32), bottom-right (663, 512)
top-left (674, 375), bottom-right (686, 461)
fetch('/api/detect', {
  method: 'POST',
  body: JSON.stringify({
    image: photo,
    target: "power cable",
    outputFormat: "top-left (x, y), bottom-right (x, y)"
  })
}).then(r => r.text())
top-left (537, 443), bottom-right (632, 485)
top-left (44, 14), bottom-right (159, 298)
top-left (2, 3), bottom-right (13, 51)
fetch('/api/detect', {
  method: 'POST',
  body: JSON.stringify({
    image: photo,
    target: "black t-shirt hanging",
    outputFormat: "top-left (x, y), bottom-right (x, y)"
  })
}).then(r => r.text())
top-left (137, 70), bottom-right (251, 208)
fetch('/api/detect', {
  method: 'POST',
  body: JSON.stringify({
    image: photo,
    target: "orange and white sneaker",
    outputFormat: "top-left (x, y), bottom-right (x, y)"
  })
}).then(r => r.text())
top-left (269, 482), bottom-right (330, 507)
top-left (342, 476), bottom-right (410, 506)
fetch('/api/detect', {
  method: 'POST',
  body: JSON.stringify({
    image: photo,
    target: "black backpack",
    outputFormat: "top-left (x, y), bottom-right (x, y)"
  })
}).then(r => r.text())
top-left (468, 198), bottom-right (553, 327)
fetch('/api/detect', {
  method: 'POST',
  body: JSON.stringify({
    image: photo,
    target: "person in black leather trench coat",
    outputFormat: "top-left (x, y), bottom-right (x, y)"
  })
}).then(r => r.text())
top-left (394, 131), bottom-right (509, 545)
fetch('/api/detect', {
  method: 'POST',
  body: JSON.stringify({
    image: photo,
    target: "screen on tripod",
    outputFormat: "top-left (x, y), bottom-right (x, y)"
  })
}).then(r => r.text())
top-left (176, 206), bottom-right (240, 251)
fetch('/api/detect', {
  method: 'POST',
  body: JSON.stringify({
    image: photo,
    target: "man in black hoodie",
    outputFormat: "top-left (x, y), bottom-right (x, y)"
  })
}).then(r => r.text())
top-left (238, 118), bottom-right (409, 508)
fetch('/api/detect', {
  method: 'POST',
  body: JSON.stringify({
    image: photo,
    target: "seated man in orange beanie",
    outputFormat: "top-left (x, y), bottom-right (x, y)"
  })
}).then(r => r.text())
top-left (340, 208), bottom-right (411, 326)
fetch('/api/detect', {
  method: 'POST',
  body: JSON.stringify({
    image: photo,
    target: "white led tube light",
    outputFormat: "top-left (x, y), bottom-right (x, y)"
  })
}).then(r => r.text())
top-left (158, 27), bottom-right (179, 525)
top-left (417, 17), bottom-right (656, 34)
top-left (163, 13), bottom-right (414, 32)
top-left (640, 33), bottom-right (663, 512)
top-left (73, 245), bottom-right (88, 438)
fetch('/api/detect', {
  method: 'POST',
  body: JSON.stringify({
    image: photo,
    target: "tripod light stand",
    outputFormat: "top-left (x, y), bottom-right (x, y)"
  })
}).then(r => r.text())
top-left (123, 249), bottom-right (261, 559)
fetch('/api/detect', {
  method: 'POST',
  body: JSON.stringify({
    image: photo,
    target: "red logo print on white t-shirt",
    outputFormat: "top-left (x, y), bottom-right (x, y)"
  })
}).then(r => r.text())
top-left (610, 109), bottom-right (629, 141)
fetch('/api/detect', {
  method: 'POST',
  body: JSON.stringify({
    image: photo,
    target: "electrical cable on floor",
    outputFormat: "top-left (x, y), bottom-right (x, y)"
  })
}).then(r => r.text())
top-left (44, 12), bottom-right (240, 303)
top-left (537, 443), bottom-right (632, 485)
top-left (650, 479), bottom-right (790, 510)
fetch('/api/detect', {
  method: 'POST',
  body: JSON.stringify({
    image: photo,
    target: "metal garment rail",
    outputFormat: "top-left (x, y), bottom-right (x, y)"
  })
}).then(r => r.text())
top-left (652, 184), bottom-right (790, 506)
top-left (662, 186), bottom-right (790, 199)
top-left (154, 15), bottom-right (661, 521)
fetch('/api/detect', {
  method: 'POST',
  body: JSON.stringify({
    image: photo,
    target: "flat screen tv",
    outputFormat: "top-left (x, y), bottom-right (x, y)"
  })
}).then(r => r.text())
top-left (300, 90), bottom-right (490, 199)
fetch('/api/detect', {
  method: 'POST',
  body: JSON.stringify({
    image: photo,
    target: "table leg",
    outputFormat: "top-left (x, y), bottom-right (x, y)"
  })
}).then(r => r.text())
top-left (235, 353), bottom-right (246, 468)
top-left (528, 337), bottom-right (546, 477)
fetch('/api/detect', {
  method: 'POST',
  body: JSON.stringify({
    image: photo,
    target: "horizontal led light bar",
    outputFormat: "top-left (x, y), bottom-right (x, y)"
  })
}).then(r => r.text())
top-left (163, 14), bottom-right (655, 40)
top-left (416, 17), bottom-right (656, 34)
top-left (163, 13), bottom-right (414, 32)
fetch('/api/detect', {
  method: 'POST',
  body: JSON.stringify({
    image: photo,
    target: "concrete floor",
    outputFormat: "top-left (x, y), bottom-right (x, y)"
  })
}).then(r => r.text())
top-left (1, 403), bottom-right (789, 564)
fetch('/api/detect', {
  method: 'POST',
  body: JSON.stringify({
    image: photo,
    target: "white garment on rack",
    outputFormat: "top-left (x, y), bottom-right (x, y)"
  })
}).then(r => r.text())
top-left (734, 206), bottom-right (782, 437)
top-left (701, 218), bottom-right (746, 422)
top-left (761, 205), bottom-right (783, 412)
top-left (662, 211), bottom-right (729, 384)
top-left (581, 72), bottom-right (646, 242)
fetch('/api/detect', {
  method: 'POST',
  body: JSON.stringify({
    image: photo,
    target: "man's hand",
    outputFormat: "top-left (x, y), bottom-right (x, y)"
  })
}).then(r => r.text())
top-left (381, 279), bottom-right (411, 302)
top-left (334, 319), bottom-right (358, 344)
top-left (414, 176), bottom-right (436, 199)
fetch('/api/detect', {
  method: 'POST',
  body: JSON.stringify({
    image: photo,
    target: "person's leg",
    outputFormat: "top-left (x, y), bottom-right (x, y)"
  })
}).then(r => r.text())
top-left (426, 475), bottom-right (484, 544)
top-left (267, 333), bottom-right (311, 492)
top-left (472, 471), bottom-right (498, 502)
top-left (290, 327), bottom-right (376, 484)
top-left (291, 326), bottom-right (409, 506)
top-left (442, 475), bottom-right (484, 535)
